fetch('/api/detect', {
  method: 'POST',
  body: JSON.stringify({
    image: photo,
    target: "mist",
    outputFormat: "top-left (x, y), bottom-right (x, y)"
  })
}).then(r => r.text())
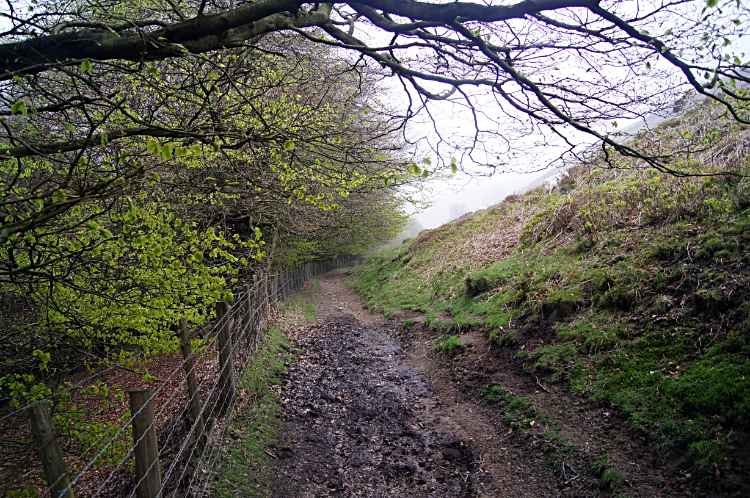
top-left (412, 169), bottom-right (552, 230)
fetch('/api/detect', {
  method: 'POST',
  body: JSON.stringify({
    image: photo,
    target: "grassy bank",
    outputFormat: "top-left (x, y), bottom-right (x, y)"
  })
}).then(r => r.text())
top-left (352, 108), bottom-right (750, 473)
top-left (213, 280), bottom-right (318, 496)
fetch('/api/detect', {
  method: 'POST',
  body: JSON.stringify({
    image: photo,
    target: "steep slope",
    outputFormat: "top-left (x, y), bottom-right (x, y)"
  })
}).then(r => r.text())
top-left (353, 105), bottom-right (750, 496)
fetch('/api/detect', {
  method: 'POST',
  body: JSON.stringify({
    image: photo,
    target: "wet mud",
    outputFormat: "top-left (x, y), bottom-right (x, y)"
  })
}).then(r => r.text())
top-left (272, 317), bottom-right (486, 497)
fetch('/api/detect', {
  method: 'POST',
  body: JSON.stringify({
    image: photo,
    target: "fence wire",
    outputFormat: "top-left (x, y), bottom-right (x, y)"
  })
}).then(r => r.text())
top-left (0, 259), bottom-right (354, 498)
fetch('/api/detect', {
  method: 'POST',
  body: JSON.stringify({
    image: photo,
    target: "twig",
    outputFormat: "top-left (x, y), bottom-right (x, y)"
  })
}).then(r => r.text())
top-left (536, 376), bottom-right (551, 394)
top-left (563, 475), bottom-right (580, 486)
top-left (264, 450), bottom-right (277, 459)
top-left (476, 344), bottom-right (491, 364)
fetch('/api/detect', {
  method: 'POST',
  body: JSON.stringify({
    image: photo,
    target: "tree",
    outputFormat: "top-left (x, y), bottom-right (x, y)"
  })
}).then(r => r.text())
top-left (0, 24), bottom-right (414, 479)
top-left (2, 0), bottom-right (749, 276)
top-left (3, 1), bottom-right (749, 167)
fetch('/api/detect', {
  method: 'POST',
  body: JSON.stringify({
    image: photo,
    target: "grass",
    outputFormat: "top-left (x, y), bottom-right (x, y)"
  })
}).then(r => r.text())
top-left (591, 454), bottom-right (623, 489)
top-left (279, 278), bottom-right (319, 324)
top-left (352, 116), bottom-right (750, 473)
top-left (434, 334), bottom-right (471, 355)
top-left (479, 385), bottom-right (583, 476)
top-left (479, 385), bottom-right (537, 422)
top-left (213, 278), bottom-right (316, 495)
top-left (212, 324), bottom-right (292, 496)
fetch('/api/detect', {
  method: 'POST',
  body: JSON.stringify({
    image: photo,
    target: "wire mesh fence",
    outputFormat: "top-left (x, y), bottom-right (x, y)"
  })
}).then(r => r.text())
top-left (0, 258), bottom-right (355, 498)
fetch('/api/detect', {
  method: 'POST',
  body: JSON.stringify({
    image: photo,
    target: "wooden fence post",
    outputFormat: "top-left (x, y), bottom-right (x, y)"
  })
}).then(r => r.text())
top-left (178, 319), bottom-right (205, 450)
top-left (271, 273), bottom-right (278, 310)
top-left (242, 282), bottom-right (252, 346)
top-left (241, 283), bottom-right (250, 342)
top-left (284, 268), bottom-right (290, 299)
top-left (261, 271), bottom-right (269, 320)
top-left (27, 402), bottom-right (75, 498)
top-left (128, 388), bottom-right (161, 498)
top-left (251, 275), bottom-right (260, 350)
top-left (216, 301), bottom-right (236, 414)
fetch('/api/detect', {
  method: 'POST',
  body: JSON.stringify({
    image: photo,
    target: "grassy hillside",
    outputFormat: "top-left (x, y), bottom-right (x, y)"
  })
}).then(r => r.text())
top-left (352, 106), bottom-right (750, 476)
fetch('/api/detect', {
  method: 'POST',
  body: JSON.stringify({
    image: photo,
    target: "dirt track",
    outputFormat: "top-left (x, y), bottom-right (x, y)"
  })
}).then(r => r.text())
top-left (269, 270), bottom-right (561, 497)
top-left (267, 269), bottom-right (750, 497)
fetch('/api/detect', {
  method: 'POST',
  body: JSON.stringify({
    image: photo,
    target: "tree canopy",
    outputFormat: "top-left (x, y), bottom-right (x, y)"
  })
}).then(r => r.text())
top-left (3, 0), bottom-right (750, 170)
top-left (1, 0), bottom-right (748, 294)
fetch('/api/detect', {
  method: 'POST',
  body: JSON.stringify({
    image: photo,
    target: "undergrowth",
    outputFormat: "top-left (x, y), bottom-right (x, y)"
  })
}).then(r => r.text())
top-left (434, 334), bottom-right (471, 355)
top-left (352, 105), bottom-right (750, 473)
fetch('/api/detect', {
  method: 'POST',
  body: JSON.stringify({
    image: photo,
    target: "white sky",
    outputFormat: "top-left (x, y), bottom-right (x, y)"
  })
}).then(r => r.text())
top-left (408, 171), bottom-right (547, 228)
top-left (378, 1), bottom-right (750, 230)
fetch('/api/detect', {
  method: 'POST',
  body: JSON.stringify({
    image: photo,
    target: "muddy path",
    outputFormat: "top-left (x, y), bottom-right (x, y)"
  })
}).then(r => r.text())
top-left (269, 270), bottom-right (562, 497)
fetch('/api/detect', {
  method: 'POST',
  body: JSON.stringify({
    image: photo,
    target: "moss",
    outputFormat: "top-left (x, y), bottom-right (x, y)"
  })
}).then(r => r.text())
top-left (693, 289), bottom-right (729, 315)
top-left (531, 344), bottom-right (577, 375)
top-left (495, 330), bottom-right (519, 347)
top-left (542, 290), bottom-right (585, 321)
top-left (434, 334), bottom-right (470, 355)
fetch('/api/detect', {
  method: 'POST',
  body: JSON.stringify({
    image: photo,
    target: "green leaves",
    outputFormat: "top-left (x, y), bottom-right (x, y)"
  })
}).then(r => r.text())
top-left (11, 100), bottom-right (27, 116)
top-left (706, 0), bottom-right (718, 7)
top-left (52, 189), bottom-right (67, 202)
top-left (81, 60), bottom-right (93, 74)
top-left (161, 143), bottom-right (173, 160)
top-left (450, 157), bottom-right (458, 174)
top-left (284, 140), bottom-right (295, 151)
top-left (147, 139), bottom-right (161, 154)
